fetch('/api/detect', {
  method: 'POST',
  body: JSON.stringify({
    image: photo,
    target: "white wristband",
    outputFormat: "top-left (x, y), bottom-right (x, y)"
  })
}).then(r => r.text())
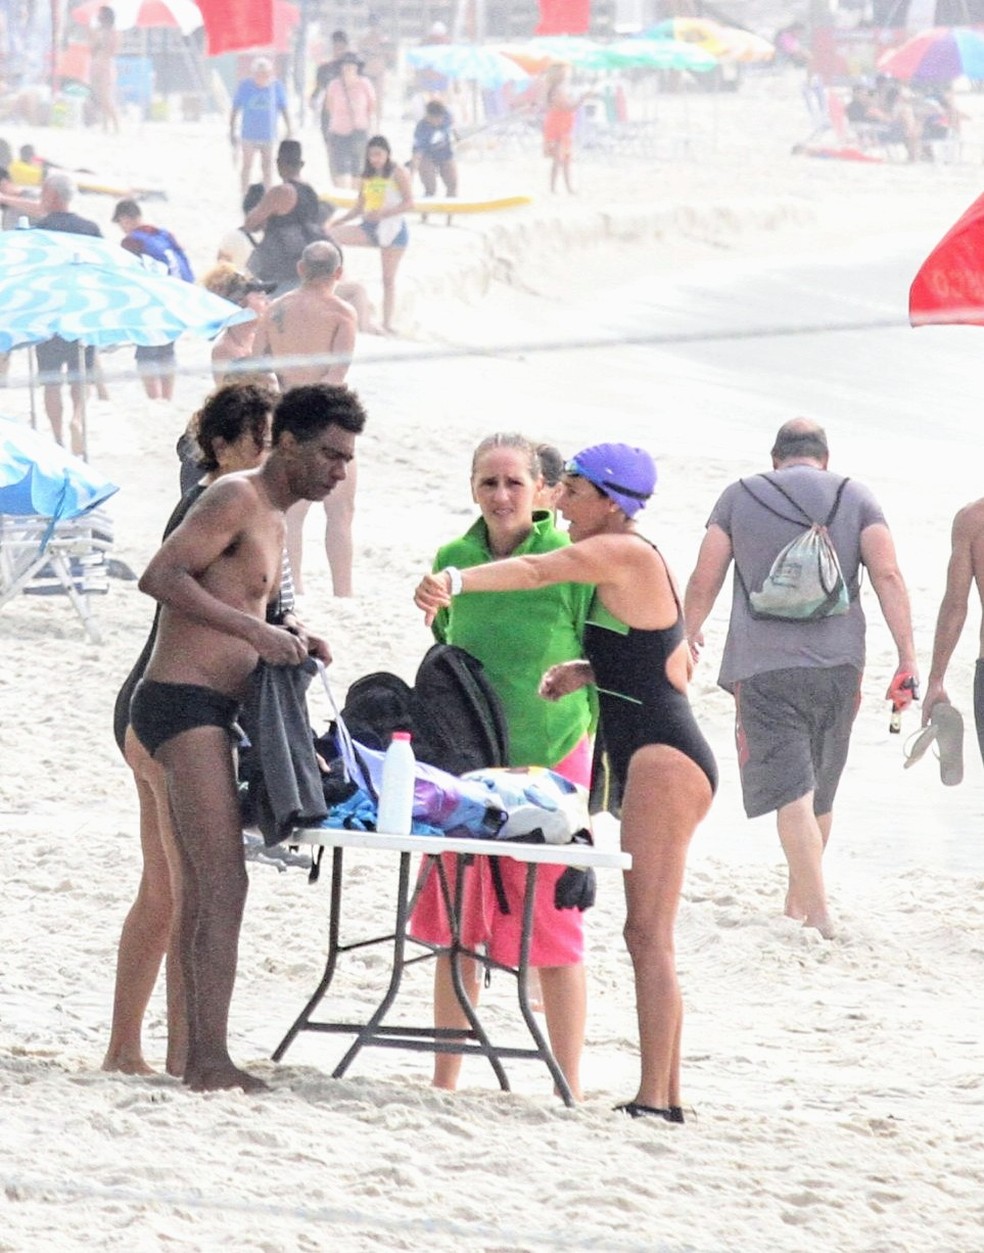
top-left (445, 566), bottom-right (463, 596)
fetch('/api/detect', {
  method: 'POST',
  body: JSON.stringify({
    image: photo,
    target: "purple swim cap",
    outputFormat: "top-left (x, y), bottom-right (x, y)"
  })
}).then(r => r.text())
top-left (565, 443), bottom-right (656, 518)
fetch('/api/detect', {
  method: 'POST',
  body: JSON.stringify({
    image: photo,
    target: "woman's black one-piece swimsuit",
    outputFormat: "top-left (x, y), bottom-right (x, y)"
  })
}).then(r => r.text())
top-left (583, 545), bottom-right (718, 794)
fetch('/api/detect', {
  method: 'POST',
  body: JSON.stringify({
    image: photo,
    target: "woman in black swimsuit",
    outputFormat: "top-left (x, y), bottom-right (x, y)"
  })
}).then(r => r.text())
top-left (415, 442), bottom-right (716, 1123)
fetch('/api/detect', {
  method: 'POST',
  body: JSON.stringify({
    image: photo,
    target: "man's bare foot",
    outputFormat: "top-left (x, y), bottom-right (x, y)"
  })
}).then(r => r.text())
top-left (184, 1062), bottom-right (269, 1093)
top-left (102, 1052), bottom-right (156, 1076)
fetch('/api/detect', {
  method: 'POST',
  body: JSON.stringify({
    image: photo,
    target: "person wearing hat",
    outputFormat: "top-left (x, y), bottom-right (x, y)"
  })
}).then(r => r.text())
top-left (199, 262), bottom-right (277, 389)
top-left (230, 56), bottom-right (291, 197)
top-left (112, 198), bottom-right (194, 401)
top-left (323, 52), bottom-right (377, 187)
top-left (415, 442), bottom-right (717, 1121)
top-left (242, 139), bottom-right (324, 295)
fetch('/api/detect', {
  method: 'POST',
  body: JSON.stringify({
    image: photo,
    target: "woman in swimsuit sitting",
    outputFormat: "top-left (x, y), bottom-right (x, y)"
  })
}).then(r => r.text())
top-left (415, 442), bottom-right (717, 1123)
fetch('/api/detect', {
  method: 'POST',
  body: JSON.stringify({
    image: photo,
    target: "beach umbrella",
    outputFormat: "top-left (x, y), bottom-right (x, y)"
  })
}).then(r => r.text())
top-left (877, 26), bottom-right (984, 83)
top-left (603, 38), bottom-right (718, 73)
top-left (520, 36), bottom-right (606, 70)
top-left (909, 190), bottom-right (984, 326)
top-left (405, 43), bottom-right (530, 88)
top-left (645, 18), bottom-right (773, 64)
top-left (0, 228), bottom-right (144, 274)
top-left (0, 251), bottom-right (253, 353)
top-left (0, 416), bottom-right (118, 522)
top-left (69, 0), bottom-right (203, 35)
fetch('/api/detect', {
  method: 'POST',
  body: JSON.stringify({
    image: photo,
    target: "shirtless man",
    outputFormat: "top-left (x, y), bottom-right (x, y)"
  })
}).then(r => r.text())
top-left (132, 384), bottom-right (367, 1092)
top-left (923, 496), bottom-right (984, 761)
top-left (255, 240), bottom-right (359, 598)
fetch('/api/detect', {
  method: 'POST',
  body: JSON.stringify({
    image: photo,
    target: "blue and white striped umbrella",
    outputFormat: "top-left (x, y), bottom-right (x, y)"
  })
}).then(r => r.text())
top-left (405, 43), bottom-right (530, 88)
top-left (0, 416), bottom-right (118, 522)
top-left (0, 231), bottom-right (253, 352)
top-left (0, 228), bottom-right (145, 273)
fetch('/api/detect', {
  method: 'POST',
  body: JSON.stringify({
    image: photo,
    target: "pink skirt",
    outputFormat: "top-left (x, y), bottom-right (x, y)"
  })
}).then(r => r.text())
top-left (409, 736), bottom-right (592, 968)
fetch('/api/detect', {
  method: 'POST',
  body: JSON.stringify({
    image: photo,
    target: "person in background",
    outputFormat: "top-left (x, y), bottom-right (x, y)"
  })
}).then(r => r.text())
top-left (200, 264), bottom-right (276, 387)
top-left (29, 173), bottom-right (101, 455)
top-left (104, 381), bottom-right (281, 1078)
top-left (112, 198), bottom-right (194, 401)
top-left (542, 64), bottom-right (593, 194)
top-left (411, 433), bottom-right (596, 1101)
top-left (242, 138), bottom-right (322, 294)
top-left (230, 57), bottom-right (291, 197)
top-left (534, 442), bottom-right (565, 514)
top-left (310, 29), bottom-right (363, 147)
top-left (253, 240), bottom-right (358, 599)
top-left (330, 134), bottom-right (413, 333)
top-left (684, 418), bottom-right (917, 938)
top-left (89, 5), bottom-right (120, 133)
top-left (360, 11), bottom-right (392, 117)
top-left (324, 53), bottom-right (377, 188)
top-left (411, 100), bottom-right (457, 198)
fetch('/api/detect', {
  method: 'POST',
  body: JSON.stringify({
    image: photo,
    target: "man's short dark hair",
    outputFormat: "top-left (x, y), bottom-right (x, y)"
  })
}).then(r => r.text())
top-left (331, 29), bottom-right (348, 44)
top-left (112, 197), bottom-right (141, 223)
top-left (771, 419), bottom-right (829, 463)
top-left (273, 385), bottom-right (367, 445)
top-left (277, 139), bottom-right (303, 168)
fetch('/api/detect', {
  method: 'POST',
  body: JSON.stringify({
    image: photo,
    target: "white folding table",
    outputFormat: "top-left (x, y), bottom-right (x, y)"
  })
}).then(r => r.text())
top-left (272, 828), bottom-right (630, 1107)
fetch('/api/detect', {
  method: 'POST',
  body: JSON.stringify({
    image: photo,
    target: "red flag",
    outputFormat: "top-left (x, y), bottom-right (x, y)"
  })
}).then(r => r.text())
top-left (910, 190), bottom-right (984, 327)
top-left (536, 0), bottom-right (590, 37)
top-left (197, 0), bottom-right (274, 56)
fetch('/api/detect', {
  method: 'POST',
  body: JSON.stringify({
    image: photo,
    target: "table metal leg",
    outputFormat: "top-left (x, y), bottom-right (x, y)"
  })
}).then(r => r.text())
top-left (272, 846), bottom-right (345, 1062)
top-left (513, 863), bottom-right (575, 1108)
top-left (330, 849), bottom-right (414, 1079)
top-left (440, 853), bottom-right (511, 1093)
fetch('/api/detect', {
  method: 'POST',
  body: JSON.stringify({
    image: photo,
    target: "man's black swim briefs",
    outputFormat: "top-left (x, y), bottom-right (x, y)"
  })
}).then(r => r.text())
top-left (129, 679), bottom-right (242, 758)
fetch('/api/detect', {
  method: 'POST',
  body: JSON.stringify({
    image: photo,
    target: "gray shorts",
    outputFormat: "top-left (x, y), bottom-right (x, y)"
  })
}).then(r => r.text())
top-left (734, 665), bottom-right (860, 818)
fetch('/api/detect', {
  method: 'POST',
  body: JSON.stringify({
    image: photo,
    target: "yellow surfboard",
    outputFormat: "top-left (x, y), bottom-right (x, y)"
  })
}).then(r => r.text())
top-left (320, 187), bottom-right (532, 217)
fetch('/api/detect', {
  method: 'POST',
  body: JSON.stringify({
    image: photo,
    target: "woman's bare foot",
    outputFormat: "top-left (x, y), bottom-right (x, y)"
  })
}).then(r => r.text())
top-left (102, 1052), bottom-right (156, 1076)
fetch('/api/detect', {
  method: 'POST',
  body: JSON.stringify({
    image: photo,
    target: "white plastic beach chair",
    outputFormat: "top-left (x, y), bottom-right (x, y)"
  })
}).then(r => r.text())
top-left (0, 506), bottom-right (114, 642)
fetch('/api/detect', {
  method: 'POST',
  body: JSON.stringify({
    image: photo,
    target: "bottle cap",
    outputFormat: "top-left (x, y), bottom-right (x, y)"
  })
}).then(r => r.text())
top-left (391, 731), bottom-right (412, 742)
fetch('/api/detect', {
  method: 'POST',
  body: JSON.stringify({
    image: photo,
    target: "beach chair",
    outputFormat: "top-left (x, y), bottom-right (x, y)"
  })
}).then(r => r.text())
top-left (0, 506), bottom-right (114, 642)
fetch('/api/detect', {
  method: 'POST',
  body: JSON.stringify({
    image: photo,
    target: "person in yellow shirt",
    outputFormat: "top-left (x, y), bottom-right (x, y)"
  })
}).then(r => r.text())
top-left (329, 134), bottom-right (413, 333)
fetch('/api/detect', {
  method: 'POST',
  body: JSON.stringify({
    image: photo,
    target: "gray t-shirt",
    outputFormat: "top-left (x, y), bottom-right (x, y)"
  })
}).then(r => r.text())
top-left (707, 464), bottom-right (886, 691)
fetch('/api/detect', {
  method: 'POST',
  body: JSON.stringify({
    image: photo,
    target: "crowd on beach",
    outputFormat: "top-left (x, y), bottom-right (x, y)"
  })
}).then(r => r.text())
top-left (2, 13), bottom-right (984, 1143)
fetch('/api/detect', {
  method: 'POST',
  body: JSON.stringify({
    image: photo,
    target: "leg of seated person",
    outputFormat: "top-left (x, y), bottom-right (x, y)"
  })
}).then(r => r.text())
top-left (432, 953), bottom-right (482, 1090)
top-left (158, 726), bottom-right (266, 1093)
top-left (43, 382), bottom-right (65, 447)
top-left (537, 963), bottom-right (586, 1101)
top-left (103, 730), bottom-right (181, 1075)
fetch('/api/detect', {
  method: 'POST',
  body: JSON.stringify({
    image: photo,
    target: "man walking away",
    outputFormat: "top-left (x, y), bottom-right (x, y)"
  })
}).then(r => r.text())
top-left (684, 418), bottom-right (917, 937)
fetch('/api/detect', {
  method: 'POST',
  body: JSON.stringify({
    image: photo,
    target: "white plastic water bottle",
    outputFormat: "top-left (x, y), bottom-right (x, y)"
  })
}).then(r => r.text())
top-left (376, 731), bottom-right (415, 834)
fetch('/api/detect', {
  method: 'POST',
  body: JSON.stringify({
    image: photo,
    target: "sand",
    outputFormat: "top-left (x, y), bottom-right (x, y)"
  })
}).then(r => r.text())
top-left (1, 68), bottom-right (984, 1250)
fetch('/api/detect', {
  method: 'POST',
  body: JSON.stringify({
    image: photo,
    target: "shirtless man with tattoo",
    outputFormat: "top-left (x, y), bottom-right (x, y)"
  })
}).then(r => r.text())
top-left (254, 240), bottom-right (360, 598)
top-left (132, 383), bottom-right (367, 1092)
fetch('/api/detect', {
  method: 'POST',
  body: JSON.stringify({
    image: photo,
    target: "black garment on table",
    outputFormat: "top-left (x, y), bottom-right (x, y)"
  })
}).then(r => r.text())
top-left (239, 656), bottom-right (327, 846)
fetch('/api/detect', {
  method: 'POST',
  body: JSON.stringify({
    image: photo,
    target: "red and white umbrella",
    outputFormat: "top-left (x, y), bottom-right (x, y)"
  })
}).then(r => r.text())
top-left (69, 0), bottom-right (203, 36)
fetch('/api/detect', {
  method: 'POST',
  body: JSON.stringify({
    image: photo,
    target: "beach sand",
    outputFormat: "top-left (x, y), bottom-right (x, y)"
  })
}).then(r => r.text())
top-left (1, 71), bottom-right (983, 1249)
